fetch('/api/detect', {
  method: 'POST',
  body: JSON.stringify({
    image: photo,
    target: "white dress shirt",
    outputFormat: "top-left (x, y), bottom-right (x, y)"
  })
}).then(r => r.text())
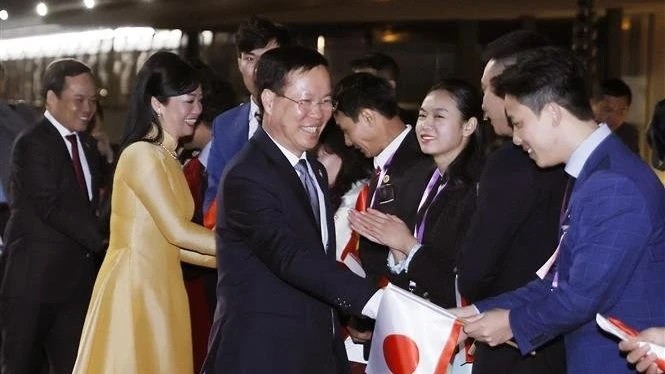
top-left (45, 110), bottom-right (93, 201)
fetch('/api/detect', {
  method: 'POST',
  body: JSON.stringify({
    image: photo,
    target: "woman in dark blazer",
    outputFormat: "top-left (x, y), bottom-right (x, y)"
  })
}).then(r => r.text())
top-left (349, 78), bottom-right (485, 308)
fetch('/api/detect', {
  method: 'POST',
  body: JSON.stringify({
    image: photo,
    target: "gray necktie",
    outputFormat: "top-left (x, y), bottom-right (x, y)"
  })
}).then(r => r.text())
top-left (294, 159), bottom-right (321, 226)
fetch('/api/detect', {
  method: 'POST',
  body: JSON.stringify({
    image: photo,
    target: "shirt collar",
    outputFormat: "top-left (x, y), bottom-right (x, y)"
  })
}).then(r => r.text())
top-left (265, 131), bottom-right (306, 167)
top-left (374, 125), bottom-right (411, 170)
top-left (565, 123), bottom-right (611, 178)
top-left (44, 110), bottom-right (77, 137)
top-left (249, 98), bottom-right (260, 121)
top-left (198, 141), bottom-right (212, 168)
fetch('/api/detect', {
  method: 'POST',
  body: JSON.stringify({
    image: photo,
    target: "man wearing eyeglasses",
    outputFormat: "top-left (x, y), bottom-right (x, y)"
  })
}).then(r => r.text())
top-left (203, 46), bottom-right (381, 374)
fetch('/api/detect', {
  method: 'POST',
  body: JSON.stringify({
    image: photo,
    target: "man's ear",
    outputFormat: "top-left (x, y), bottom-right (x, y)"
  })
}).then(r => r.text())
top-left (462, 117), bottom-right (478, 136)
top-left (261, 89), bottom-right (274, 116)
top-left (45, 90), bottom-right (57, 111)
top-left (546, 102), bottom-right (563, 127)
top-left (359, 108), bottom-right (375, 127)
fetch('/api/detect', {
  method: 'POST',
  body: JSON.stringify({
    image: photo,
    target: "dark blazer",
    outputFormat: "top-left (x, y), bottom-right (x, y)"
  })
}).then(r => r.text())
top-left (0, 118), bottom-right (105, 303)
top-left (204, 102), bottom-right (251, 211)
top-left (390, 162), bottom-right (481, 309)
top-left (204, 128), bottom-right (376, 374)
top-left (360, 130), bottom-right (433, 287)
top-left (457, 143), bottom-right (567, 374)
top-left (477, 134), bottom-right (665, 373)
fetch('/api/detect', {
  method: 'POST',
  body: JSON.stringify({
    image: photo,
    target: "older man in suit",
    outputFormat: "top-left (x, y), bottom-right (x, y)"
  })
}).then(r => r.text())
top-left (0, 59), bottom-right (105, 374)
top-left (203, 16), bottom-right (290, 213)
top-left (203, 46), bottom-right (380, 374)
top-left (456, 47), bottom-right (665, 374)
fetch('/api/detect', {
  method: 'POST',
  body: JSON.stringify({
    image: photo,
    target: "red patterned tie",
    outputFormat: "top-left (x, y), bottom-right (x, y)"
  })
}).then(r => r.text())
top-left (65, 134), bottom-right (88, 196)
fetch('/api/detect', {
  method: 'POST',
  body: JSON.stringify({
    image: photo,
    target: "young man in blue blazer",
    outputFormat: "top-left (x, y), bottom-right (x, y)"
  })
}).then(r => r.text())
top-left (456, 47), bottom-right (665, 374)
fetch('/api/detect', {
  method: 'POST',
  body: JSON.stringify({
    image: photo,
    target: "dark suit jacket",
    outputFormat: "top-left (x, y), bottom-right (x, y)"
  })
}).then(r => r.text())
top-left (204, 128), bottom-right (376, 374)
top-left (477, 134), bottom-right (665, 373)
top-left (0, 118), bottom-right (105, 303)
top-left (360, 130), bottom-right (433, 287)
top-left (457, 143), bottom-right (567, 374)
top-left (0, 102), bottom-right (32, 200)
top-left (615, 122), bottom-right (640, 154)
top-left (204, 102), bottom-right (251, 211)
top-left (390, 165), bottom-right (480, 308)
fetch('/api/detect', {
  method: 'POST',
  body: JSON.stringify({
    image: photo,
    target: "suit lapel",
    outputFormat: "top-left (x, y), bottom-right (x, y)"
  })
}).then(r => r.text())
top-left (42, 118), bottom-right (95, 206)
top-left (252, 129), bottom-right (321, 232)
top-left (79, 132), bottom-right (100, 206)
top-left (226, 103), bottom-right (252, 159)
top-left (308, 154), bottom-right (336, 258)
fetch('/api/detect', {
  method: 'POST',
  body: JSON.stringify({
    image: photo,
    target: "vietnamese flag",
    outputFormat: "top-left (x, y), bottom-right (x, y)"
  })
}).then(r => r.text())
top-left (367, 284), bottom-right (462, 374)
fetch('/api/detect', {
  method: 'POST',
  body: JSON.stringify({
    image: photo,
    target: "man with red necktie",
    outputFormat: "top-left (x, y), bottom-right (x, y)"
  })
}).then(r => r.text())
top-left (0, 59), bottom-right (106, 374)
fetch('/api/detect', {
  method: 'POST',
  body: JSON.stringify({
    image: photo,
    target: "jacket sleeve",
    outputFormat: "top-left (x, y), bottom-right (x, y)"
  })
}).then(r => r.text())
top-left (221, 166), bottom-right (377, 316)
top-left (504, 173), bottom-right (654, 354)
top-left (121, 144), bottom-right (215, 257)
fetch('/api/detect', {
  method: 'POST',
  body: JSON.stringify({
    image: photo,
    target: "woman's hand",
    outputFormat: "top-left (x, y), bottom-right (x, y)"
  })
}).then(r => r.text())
top-left (348, 208), bottom-right (417, 254)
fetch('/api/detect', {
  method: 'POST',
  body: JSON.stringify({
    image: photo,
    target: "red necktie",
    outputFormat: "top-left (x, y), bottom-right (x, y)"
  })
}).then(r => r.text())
top-left (65, 134), bottom-right (88, 197)
top-left (182, 156), bottom-right (206, 225)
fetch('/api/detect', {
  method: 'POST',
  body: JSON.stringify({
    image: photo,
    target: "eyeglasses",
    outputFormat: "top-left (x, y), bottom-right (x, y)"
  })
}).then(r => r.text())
top-left (276, 93), bottom-right (338, 113)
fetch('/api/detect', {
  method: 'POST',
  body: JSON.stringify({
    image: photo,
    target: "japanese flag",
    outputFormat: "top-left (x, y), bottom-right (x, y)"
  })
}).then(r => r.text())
top-left (367, 284), bottom-right (462, 374)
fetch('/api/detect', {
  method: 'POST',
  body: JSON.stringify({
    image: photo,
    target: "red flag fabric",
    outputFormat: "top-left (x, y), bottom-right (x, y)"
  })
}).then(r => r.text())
top-left (338, 184), bottom-right (368, 277)
top-left (367, 284), bottom-right (462, 374)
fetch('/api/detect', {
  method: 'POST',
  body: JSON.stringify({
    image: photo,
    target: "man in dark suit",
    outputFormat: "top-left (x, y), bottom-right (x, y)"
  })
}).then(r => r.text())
top-left (460, 47), bottom-right (665, 374)
top-left (455, 30), bottom-right (567, 374)
top-left (203, 46), bottom-right (379, 374)
top-left (333, 72), bottom-right (432, 289)
top-left (203, 16), bottom-right (291, 213)
top-left (0, 59), bottom-right (105, 374)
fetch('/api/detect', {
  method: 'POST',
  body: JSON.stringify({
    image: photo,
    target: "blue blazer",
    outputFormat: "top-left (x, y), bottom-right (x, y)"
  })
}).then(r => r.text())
top-left (203, 102), bottom-right (251, 211)
top-left (203, 128), bottom-right (376, 374)
top-left (476, 134), bottom-right (665, 373)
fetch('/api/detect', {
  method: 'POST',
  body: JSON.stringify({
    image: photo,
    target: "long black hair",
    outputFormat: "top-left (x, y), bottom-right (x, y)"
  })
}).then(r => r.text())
top-left (119, 51), bottom-right (200, 151)
top-left (424, 79), bottom-right (487, 186)
top-left (100, 52), bottom-right (200, 236)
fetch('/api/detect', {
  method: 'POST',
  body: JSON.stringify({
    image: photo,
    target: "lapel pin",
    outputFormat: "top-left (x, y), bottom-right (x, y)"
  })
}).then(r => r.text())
top-left (383, 174), bottom-right (390, 184)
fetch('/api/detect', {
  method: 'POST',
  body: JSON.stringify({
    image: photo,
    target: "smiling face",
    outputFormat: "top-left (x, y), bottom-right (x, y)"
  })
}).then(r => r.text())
top-left (46, 73), bottom-right (97, 133)
top-left (481, 60), bottom-right (512, 137)
top-left (505, 95), bottom-right (562, 168)
top-left (416, 89), bottom-right (473, 159)
top-left (262, 65), bottom-right (332, 157)
top-left (153, 86), bottom-right (203, 140)
top-left (333, 110), bottom-right (384, 158)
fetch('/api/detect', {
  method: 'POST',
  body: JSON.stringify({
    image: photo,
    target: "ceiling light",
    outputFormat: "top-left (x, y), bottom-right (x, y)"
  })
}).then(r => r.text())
top-left (0, 10), bottom-right (8, 21)
top-left (36, 2), bottom-right (49, 17)
top-left (83, 0), bottom-right (96, 9)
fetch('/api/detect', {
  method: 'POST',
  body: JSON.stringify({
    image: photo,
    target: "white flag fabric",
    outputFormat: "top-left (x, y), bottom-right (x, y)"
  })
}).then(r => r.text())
top-left (367, 283), bottom-right (463, 374)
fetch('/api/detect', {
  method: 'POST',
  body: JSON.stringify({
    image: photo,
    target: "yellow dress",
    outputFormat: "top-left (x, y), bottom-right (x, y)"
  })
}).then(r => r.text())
top-left (73, 131), bottom-right (216, 374)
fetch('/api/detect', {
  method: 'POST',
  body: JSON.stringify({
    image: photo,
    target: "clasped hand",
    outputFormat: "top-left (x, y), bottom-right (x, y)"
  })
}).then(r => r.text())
top-left (348, 208), bottom-right (418, 261)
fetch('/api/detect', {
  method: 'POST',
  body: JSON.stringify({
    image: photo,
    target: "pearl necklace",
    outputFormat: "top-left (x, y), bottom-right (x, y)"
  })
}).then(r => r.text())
top-left (158, 143), bottom-right (178, 160)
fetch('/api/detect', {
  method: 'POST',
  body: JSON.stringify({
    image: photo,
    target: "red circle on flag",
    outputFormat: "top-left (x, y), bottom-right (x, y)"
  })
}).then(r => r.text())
top-left (383, 334), bottom-right (420, 374)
